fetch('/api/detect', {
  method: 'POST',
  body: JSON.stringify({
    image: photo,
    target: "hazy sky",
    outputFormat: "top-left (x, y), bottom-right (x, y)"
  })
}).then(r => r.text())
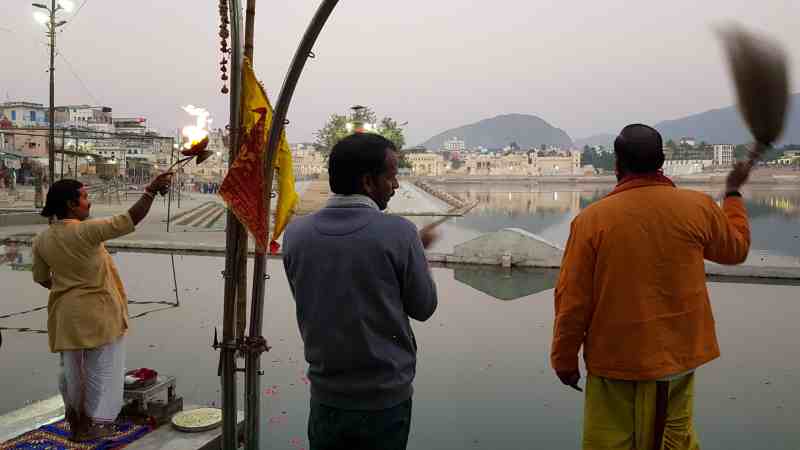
top-left (2, 0), bottom-right (799, 145)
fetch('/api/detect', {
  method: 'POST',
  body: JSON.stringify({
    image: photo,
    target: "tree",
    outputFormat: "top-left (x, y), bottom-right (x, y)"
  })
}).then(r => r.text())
top-left (581, 148), bottom-right (595, 167)
top-left (314, 114), bottom-right (349, 153)
top-left (378, 117), bottom-right (405, 150)
top-left (314, 107), bottom-right (406, 153)
top-left (734, 144), bottom-right (749, 160)
top-left (397, 150), bottom-right (412, 169)
top-left (665, 139), bottom-right (677, 150)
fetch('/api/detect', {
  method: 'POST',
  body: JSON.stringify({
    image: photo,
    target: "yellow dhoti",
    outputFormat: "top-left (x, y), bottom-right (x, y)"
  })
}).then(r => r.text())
top-left (583, 373), bottom-right (700, 450)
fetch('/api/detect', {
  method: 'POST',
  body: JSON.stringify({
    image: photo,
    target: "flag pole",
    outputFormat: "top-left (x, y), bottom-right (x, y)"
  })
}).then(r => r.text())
top-left (241, 1), bottom-right (262, 449)
top-left (245, 2), bottom-right (340, 450)
top-left (219, 0), bottom-right (245, 448)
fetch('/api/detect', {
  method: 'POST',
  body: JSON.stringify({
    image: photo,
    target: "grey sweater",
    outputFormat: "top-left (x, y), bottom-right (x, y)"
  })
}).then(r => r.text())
top-left (282, 201), bottom-right (437, 410)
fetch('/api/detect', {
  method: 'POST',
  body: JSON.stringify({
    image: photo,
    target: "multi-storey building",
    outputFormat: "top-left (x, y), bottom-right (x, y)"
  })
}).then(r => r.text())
top-left (405, 152), bottom-right (447, 176)
top-left (459, 150), bottom-right (581, 176)
top-left (0, 102), bottom-right (49, 128)
top-left (292, 144), bottom-right (326, 178)
top-left (713, 144), bottom-right (735, 167)
top-left (662, 159), bottom-right (713, 176)
top-left (443, 137), bottom-right (466, 152)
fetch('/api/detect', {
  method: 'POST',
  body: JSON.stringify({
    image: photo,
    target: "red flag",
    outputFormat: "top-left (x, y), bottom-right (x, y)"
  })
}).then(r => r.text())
top-left (219, 107), bottom-right (269, 251)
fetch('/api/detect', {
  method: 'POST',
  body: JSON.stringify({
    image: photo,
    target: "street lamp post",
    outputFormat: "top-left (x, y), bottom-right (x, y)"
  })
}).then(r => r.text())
top-left (345, 104), bottom-right (375, 134)
top-left (32, 0), bottom-right (72, 195)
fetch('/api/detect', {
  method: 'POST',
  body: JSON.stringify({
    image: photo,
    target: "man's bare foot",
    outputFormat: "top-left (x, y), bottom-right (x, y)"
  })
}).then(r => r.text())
top-left (71, 422), bottom-right (116, 442)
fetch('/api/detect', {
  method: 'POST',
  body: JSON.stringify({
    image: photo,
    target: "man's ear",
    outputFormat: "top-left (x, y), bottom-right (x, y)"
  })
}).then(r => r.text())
top-left (361, 174), bottom-right (375, 196)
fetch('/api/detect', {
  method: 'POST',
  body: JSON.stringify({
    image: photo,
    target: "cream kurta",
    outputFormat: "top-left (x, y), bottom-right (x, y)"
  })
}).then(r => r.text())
top-left (32, 213), bottom-right (135, 352)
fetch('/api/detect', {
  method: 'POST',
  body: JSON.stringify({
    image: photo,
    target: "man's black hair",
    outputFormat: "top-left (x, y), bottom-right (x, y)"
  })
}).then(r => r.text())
top-left (328, 133), bottom-right (397, 195)
top-left (614, 124), bottom-right (665, 173)
top-left (41, 179), bottom-right (83, 219)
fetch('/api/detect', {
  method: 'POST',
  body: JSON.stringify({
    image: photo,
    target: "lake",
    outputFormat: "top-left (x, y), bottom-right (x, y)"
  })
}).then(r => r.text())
top-left (1, 183), bottom-right (798, 449)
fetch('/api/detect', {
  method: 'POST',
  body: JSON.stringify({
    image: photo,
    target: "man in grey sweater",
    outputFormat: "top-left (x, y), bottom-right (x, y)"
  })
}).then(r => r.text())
top-left (283, 133), bottom-right (439, 450)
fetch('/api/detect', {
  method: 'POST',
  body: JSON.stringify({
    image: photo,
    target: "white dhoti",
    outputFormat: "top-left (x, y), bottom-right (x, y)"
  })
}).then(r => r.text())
top-left (59, 335), bottom-right (126, 424)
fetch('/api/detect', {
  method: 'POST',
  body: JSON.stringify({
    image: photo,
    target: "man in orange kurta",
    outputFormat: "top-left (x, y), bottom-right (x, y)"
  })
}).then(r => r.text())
top-left (551, 124), bottom-right (752, 449)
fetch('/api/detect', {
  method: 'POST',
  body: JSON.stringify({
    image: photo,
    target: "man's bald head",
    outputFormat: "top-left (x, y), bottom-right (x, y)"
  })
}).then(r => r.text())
top-left (614, 124), bottom-right (665, 174)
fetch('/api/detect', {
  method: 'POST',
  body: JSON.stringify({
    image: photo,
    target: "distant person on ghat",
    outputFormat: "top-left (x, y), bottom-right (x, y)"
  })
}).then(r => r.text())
top-left (551, 124), bottom-right (752, 449)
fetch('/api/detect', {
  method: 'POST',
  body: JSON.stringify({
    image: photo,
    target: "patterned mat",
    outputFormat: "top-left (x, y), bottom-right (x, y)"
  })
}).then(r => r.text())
top-left (1, 418), bottom-right (153, 450)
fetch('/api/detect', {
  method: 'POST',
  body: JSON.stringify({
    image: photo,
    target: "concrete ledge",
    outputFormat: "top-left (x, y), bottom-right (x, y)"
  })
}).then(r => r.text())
top-left (453, 228), bottom-right (564, 268)
top-left (126, 407), bottom-right (244, 450)
top-left (2, 231), bottom-right (800, 282)
top-left (0, 212), bottom-right (48, 227)
top-left (0, 396), bottom-right (64, 443)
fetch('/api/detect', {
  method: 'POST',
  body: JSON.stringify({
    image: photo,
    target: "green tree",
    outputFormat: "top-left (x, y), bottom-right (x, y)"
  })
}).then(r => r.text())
top-left (314, 114), bottom-right (349, 153)
top-left (314, 107), bottom-right (406, 153)
top-left (378, 117), bottom-right (405, 150)
top-left (734, 144), bottom-right (749, 160)
top-left (397, 150), bottom-right (412, 169)
top-left (665, 139), bottom-right (677, 150)
top-left (581, 147), bottom-right (595, 167)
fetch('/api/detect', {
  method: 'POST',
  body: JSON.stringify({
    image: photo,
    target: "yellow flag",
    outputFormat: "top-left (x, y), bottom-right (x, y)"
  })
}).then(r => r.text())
top-left (219, 57), bottom-right (298, 253)
top-left (271, 130), bottom-right (298, 249)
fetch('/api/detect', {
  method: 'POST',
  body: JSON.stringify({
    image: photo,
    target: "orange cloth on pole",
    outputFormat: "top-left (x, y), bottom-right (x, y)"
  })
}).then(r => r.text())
top-left (219, 58), bottom-right (269, 251)
top-left (219, 105), bottom-right (269, 251)
top-left (551, 178), bottom-right (750, 380)
top-left (218, 57), bottom-right (298, 252)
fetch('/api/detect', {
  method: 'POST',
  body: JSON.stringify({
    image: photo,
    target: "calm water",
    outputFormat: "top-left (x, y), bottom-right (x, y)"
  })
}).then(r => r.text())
top-left (1, 184), bottom-right (799, 449)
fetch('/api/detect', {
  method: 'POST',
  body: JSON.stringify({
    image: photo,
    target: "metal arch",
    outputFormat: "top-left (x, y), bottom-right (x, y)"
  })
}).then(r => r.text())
top-left (243, 2), bottom-right (339, 448)
top-left (264, 0), bottom-right (339, 170)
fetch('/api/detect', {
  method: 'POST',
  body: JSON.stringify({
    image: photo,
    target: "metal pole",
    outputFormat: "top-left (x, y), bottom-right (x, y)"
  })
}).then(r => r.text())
top-left (245, 2), bottom-right (339, 450)
top-left (221, 1), bottom-right (245, 448)
top-left (170, 253), bottom-right (180, 306)
top-left (60, 132), bottom-right (65, 179)
top-left (48, 0), bottom-right (56, 186)
top-left (166, 142), bottom-right (174, 232)
top-left (242, 2), bottom-right (258, 448)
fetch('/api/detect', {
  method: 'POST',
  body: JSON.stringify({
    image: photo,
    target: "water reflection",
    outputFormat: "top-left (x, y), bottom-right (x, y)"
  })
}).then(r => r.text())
top-left (0, 244), bottom-right (180, 337)
top-left (0, 249), bottom-right (798, 449)
top-left (439, 184), bottom-right (800, 264)
top-left (451, 265), bottom-right (558, 301)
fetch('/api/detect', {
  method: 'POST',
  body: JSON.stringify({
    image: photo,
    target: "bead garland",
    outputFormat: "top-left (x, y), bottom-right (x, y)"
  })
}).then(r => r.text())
top-left (218, 0), bottom-right (230, 94)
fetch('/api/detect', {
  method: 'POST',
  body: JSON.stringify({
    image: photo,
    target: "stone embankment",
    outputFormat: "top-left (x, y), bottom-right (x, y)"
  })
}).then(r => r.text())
top-left (412, 180), bottom-right (466, 209)
top-left (416, 171), bottom-right (800, 185)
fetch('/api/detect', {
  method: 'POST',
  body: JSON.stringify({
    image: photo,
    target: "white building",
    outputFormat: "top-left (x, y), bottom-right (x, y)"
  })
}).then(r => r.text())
top-left (405, 153), bottom-right (447, 176)
top-left (113, 117), bottom-right (148, 135)
top-left (662, 159), bottom-right (712, 176)
top-left (443, 137), bottom-right (465, 152)
top-left (292, 144), bottom-right (326, 178)
top-left (56, 105), bottom-right (113, 131)
top-left (0, 102), bottom-right (49, 128)
top-left (713, 144), bottom-right (734, 167)
top-left (459, 150), bottom-right (581, 176)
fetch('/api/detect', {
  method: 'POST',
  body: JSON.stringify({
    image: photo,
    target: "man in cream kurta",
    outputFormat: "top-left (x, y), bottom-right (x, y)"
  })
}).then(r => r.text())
top-left (33, 213), bottom-right (134, 353)
top-left (33, 213), bottom-right (135, 431)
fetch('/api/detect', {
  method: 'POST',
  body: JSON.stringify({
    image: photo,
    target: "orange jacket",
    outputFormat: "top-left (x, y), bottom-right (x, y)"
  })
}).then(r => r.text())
top-left (551, 178), bottom-right (750, 380)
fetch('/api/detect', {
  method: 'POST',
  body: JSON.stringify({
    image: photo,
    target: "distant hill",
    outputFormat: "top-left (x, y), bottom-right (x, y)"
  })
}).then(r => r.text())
top-left (655, 93), bottom-right (800, 145)
top-left (574, 133), bottom-right (615, 149)
top-left (421, 114), bottom-right (573, 150)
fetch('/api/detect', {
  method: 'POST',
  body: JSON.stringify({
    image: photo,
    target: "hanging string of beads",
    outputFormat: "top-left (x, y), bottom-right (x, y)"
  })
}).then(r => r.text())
top-left (218, 0), bottom-right (230, 94)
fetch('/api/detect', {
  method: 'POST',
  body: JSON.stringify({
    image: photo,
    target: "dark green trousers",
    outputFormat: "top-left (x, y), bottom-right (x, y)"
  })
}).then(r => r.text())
top-left (308, 398), bottom-right (412, 450)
